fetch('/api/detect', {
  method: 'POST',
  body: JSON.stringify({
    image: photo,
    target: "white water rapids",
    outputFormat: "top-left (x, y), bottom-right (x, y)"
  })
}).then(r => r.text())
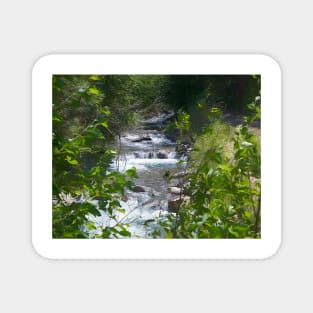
top-left (89, 113), bottom-right (184, 238)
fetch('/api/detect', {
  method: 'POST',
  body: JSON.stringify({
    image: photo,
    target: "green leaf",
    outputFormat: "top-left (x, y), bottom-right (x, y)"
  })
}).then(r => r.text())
top-left (177, 159), bottom-right (185, 166)
top-left (116, 208), bottom-right (126, 214)
top-left (117, 175), bottom-right (127, 185)
top-left (65, 156), bottom-right (78, 165)
top-left (89, 87), bottom-right (100, 95)
top-left (89, 75), bottom-right (100, 81)
top-left (119, 230), bottom-right (131, 237)
top-left (143, 219), bottom-right (155, 226)
top-left (53, 116), bottom-right (61, 122)
top-left (88, 206), bottom-right (101, 217)
top-left (125, 167), bottom-right (137, 178)
top-left (90, 166), bottom-right (100, 176)
top-left (107, 206), bottom-right (113, 216)
top-left (247, 103), bottom-right (255, 110)
top-left (101, 120), bottom-right (109, 128)
top-left (228, 227), bottom-right (240, 238)
top-left (244, 210), bottom-right (252, 219)
top-left (101, 107), bottom-right (110, 116)
top-left (86, 222), bottom-right (96, 230)
top-left (106, 149), bottom-right (117, 156)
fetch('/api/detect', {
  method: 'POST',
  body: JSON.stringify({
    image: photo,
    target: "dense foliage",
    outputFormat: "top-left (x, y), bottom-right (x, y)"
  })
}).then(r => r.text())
top-left (52, 75), bottom-right (139, 238)
top-left (52, 74), bottom-right (261, 239)
top-left (153, 104), bottom-right (261, 238)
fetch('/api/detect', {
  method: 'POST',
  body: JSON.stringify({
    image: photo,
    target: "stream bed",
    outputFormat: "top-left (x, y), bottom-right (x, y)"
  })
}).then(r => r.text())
top-left (90, 113), bottom-right (184, 238)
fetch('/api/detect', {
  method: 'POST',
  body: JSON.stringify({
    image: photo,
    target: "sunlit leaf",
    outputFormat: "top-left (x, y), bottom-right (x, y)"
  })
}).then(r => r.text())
top-left (65, 156), bottom-right (78, 165)
top-left (89, 75), bottom-right (100, 81)
top-left (101, 120), bottom-right (109, 128)
top-left (89, 87), bottom-right (100, 95)
top-left (101, 106), bottom-right (110, 115)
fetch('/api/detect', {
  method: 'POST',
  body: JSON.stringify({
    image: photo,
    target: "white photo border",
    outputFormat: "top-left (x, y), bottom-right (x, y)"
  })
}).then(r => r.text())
top-left (32, 54), bottom-right (281, 259)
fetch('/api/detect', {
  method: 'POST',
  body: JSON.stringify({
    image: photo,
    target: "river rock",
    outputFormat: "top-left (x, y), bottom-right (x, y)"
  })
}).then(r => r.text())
top-left (143, 136), bottom-right (152, 141)
top-left (131, 136), bottom-right (152, 143)
top-left (131, 185), bottom-right (146, 192)
top-left (156, 151), bottom-right (168, 159)
top-left (168, 186), bottom-right (181, 194)
top-left (121, 194), bottom-right (128, 201)
top-left (168, 196), bottom-right (190, 213)
top-left (172, 169), bottom-right (193, 178)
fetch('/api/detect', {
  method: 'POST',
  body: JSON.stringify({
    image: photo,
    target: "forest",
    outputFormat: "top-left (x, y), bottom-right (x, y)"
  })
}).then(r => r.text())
top-left (52, 74), bottom-right (261, 239)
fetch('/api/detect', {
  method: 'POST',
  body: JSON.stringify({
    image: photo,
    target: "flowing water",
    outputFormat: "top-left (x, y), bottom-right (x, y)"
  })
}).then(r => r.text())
top-left (89, 113), bottom-right (182, 238)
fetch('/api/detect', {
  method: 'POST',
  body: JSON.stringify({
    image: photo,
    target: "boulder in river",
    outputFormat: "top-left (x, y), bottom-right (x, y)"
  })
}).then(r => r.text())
top-left (131, 185), bottom-right (146, 193)
top-left (131, 136), bottom-right (152, 143)
top-left (156, 151), bottom-right (168, 159)
top-left (142, 136), bottom-right (152, 141)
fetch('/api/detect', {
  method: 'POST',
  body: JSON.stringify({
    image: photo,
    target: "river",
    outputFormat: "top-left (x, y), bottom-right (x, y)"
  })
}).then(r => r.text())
top-left (89, 113), bottom-right (184, 238)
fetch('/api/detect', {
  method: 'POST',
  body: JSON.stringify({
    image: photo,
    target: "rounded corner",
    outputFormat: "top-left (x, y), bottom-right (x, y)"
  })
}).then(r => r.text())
top-left (31, 238), bottom-right (54, 260)
top-left (32, 53), bottom-right (55, 75)
top-left (259, 237), bottom-right (282, 260)
top-left (258, 53), bottom-right (282, 75)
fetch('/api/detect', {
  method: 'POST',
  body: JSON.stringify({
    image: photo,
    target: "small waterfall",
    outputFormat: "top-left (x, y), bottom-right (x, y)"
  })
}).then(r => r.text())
top-left (98, 113), bottom-right (184, 238)
top-left (133, 151), bottom-right (176, 159)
